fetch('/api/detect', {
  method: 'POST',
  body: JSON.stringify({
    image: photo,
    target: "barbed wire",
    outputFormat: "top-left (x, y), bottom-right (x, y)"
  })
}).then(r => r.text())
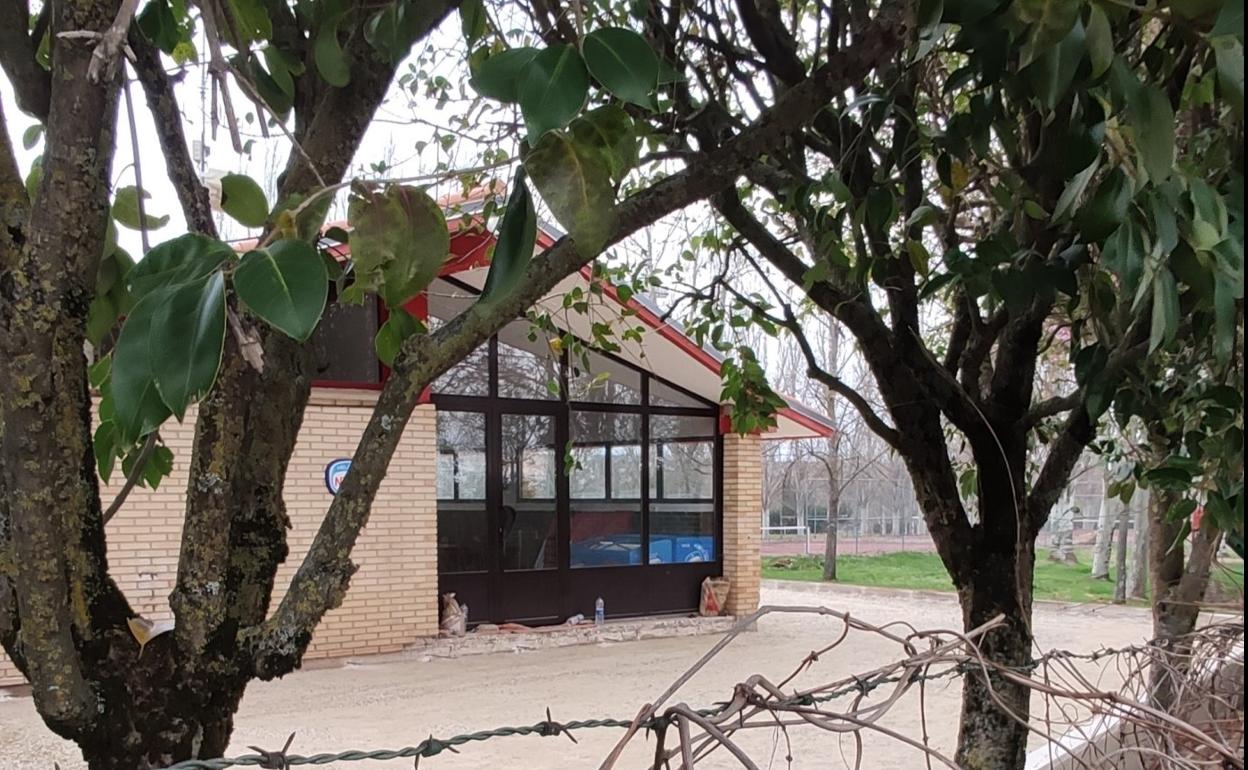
top-left (153, 610), bottom-right (1243, 770)
top-left (157, 663), bottom-right (970, 769)
top-left (156, 645), bottom-right (1149, 769)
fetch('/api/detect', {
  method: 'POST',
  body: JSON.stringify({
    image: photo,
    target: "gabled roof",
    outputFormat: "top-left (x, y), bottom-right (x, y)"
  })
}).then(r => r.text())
top-left (316, 187), bottom-right (836, 440)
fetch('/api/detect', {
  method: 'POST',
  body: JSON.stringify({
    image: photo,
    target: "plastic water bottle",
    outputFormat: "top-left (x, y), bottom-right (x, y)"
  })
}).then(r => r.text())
top-left (594, 597), bottom-right (605, 627)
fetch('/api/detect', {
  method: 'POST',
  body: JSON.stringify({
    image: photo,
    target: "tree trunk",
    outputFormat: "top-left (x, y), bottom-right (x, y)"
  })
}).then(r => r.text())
top-left (1126, 492), bottom-right (1149, 599)
top-left (1090, 480), bottom-right (1116, 579)
top-left (1113, 506), bottom-right (1129, 603)
top-left (821, 321), bottom-right (841, 581)
top-left (821, 499), bottom-right (839, 579)
top-left (1148, 486), bottom-right (1223, 709)
top-left (954, 539), bottom-right (1034, 770)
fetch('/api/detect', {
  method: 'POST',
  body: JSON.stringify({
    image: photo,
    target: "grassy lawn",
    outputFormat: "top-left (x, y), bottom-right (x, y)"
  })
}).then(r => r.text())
top-left (763, 551), bottom-right (1244, 604)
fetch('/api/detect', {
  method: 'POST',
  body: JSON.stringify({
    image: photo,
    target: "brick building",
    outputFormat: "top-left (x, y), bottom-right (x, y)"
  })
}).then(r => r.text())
top-left (0, 196), bottom-right (832, 687)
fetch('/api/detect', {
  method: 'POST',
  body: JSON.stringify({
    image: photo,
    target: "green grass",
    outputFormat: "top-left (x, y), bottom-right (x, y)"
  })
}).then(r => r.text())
top-left (763, 550), bottom-right (1244, 605)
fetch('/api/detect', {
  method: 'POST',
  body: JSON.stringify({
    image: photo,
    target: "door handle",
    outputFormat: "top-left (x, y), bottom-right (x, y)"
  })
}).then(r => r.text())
top-left (499, 505), bottom-right (517, 542)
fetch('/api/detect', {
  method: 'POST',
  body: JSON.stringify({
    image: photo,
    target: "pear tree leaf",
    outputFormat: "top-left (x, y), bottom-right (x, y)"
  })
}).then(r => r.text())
top-left (234, 239), bottom-right (328, 341)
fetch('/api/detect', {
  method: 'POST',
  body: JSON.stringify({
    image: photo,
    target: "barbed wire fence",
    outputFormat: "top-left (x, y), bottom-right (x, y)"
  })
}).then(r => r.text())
top-left (152, 606), bottom-right (1244, 770)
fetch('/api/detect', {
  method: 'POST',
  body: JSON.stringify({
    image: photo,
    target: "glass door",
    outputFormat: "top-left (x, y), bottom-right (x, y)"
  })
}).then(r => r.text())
top-left (491, 408), bottom-right (564, 623)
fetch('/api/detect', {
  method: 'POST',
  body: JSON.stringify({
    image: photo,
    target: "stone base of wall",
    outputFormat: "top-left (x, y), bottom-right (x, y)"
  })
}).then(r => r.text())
top-left (358, 613), bottom-right (741, 663)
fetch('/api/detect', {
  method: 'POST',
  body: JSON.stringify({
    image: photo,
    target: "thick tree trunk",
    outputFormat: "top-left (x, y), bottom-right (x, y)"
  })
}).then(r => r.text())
top-left (952, 467), bottom-right (1035, 770)
top-left (955, 581), bottom-right (1034, 770)
top-left (1148, 486), bottom-right (1222, 709)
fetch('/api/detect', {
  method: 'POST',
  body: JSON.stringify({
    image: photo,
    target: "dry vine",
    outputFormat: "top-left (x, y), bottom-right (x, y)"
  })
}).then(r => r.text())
top-left (600, 606), bottom-right (1245, 770)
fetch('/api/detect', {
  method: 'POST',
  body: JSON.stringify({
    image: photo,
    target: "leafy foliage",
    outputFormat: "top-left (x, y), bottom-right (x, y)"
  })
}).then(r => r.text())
top-left (234, 240), bottom-right (328, 342)
top-left (344, 184), bottom-right (449, 308)
top-left (219, 173), bottom-right (270, 228)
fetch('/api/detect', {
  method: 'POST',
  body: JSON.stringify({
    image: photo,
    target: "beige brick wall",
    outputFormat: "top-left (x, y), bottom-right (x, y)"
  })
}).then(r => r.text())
top-left (721, 432), bottom-right (763, 616)
top-left (0, 391), bottom-right (439, 687)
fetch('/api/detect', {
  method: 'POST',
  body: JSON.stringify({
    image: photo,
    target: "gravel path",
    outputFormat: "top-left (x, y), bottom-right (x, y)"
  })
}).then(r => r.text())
top-left (0, 583), bottom-right (1153, 769)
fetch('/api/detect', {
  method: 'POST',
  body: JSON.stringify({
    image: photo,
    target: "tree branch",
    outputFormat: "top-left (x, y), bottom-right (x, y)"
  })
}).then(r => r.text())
top-left (128, 33), bottom-right (217, 236)
top-left (245, 21), bottom-right (904, 676)
top-left (0, 0), bottom-right (50, 119)
top-left (1025, 323), bottom-right (1150, 532)
top-left (86, 0), bottom-right (140, 83)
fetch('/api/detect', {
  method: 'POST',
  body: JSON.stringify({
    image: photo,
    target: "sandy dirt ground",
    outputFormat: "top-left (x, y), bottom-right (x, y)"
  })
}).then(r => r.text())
top-left (0, 583), bottom-right (1153, 769)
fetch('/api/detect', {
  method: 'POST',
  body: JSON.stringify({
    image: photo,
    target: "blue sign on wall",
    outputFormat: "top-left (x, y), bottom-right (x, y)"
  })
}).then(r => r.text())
top-left (325, 458), bottom-right (352, 495)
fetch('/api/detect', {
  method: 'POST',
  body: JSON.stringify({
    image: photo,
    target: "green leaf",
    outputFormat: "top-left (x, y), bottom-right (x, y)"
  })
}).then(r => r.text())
top-left (151, 272), bottom-right (226, 419)
top-left (567, 105), bottom-right (639, 184)
top-left (479, 168), bottom-right (538, 304)
top-left (1128, 85), bottom-right (1175, 184)
top-left (242, 56), bottom-right (293, 117)
top-left (348, 185), bottom-right (450, 307)
top-left (314, 11), bottom-right (351, 88)
top-left (141, 444), bottom-right (175, 489)
top-left (1148, 267), bottom-right (1179, 353)
top-left (1212, 0), bottom-right (1244, 39)
top-left (24, 155), bottom-right (41, 200)
top-left (93, 422), bottom-right (119, 482)
top-left (112, 290), bottom-right (174, 443)
top-left (225, 0), bottom-right (272, 43)
top-left (864, 186), bottom-right (897, 235)
top-left (525, 125), bottom-right (616, 255)
top-left (918, 0), bottom-right (945, 36)
top-left (374, 307), bottom-right (422, 366)
top-left (21, 124), bottom-right (42, 150)
top-left (86, 291), bottom-right (118, 347)
top-left (1076, 168), bottom-right (1132, 242)
top-left (906, 240), bottom-right (931, 277)
top-left (460, 0), bottom-right (487, 45)
top-left (518, 44), bottom-right (589, 141)
top-left (112, 186), bottom-right (170, 231)
top-left (1213, 272), bottom-right (1237, 366)
top-left (138, 0), bottom-right (179, 53)
top-left (1025, 16), bottom-right (1086, 110)
top-left (128, 234), bottom-right (234, 301)
top-left (219, 173), bottom-right (270, 228)
top-left (991, 268), bottom-right (1032, 311)
top-left (235, 240), bottom-right (329, 341)
top-left (1052, 159), bottom-right (1099, 222)
top-left (262, 46), bottom-right (300, 99)
top-left (1015, 0), bottom-right (1081, 68)
top-left (1101, 220), bottom-right (1145, 298)
top-left (582, 28), bottom-right (661, 109)
top-left (470, 47), bottom-right (541, 102)
top-left (89, 354), bottom-right (112, 389)
top-left (1084, 3), bottom-right (1113, 78)
top-left (1214, 37), bottom-right (1244, 117)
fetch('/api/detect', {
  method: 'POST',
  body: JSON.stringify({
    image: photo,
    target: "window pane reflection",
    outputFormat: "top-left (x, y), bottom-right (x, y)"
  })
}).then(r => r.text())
top-left (501, 413), bottom-right (557, 570)
top-left (433, 343), bottom-right (489, 396)
top-left (568, 349), bottom-right (642, 404)
top-left (437, 411), bottom-right (488, 573)
top-left (649, 415), bottom-right (715, 500)
top-left (570, 411), bottom-right (642, 567)
top-left (498, 322), bottom-right (560, 400)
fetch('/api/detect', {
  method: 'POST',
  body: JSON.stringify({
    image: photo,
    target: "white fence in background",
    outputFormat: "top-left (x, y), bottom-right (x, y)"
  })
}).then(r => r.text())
top-left (761, 524), bottom-right (811, 554)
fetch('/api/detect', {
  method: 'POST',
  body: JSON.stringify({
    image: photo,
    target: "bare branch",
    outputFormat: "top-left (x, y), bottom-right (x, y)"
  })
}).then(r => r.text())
top-left (128, 32), bottom-right (218, 236)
